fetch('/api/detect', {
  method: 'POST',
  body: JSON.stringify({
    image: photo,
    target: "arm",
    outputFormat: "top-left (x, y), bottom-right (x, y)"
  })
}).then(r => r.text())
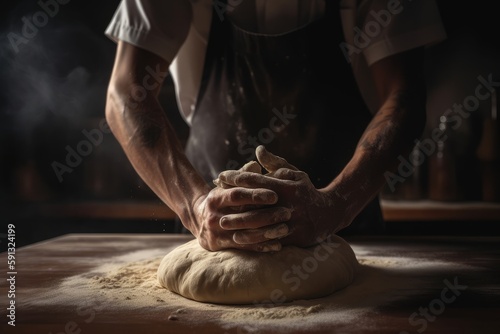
top-left (105, 41), bottom-right (288, 252)
top-left (105, 40), bottom-right (208, 232)
top-left (217, 48), bottom-right (426, 246)
top-left (324, 47), bottom-right (427, 228)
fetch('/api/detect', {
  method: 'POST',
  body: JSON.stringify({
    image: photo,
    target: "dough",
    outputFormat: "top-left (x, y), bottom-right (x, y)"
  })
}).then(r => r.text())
top-left (159, 151), bottom-right (358, 305)
top-left (157, 235), bottom-right (358, 305)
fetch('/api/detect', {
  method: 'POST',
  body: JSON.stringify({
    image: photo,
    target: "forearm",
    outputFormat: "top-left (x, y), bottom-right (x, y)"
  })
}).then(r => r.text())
top-left (324, 90), bottom-right (425, 227)
top-left (105, 88), bottom-right (210, 233)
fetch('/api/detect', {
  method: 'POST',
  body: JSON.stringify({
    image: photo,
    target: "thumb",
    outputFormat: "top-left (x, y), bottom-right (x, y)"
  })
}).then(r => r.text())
top-left (255, 145), bottom-right (298, 173)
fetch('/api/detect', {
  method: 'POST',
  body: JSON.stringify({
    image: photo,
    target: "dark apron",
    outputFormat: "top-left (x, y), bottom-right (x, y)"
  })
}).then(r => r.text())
top-left (184, 1), bottom-right (384, 234)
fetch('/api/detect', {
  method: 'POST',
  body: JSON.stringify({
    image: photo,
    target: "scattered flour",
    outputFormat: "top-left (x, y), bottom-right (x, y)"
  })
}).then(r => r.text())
top-left (90, 258), bottom-right (160, 290)
top-left (19, 243), bottom-right (476, 332)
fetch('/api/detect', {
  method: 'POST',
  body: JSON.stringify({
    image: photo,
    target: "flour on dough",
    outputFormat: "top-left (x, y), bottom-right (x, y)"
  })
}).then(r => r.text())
top-left (157, 235), bottom-right (358, 305)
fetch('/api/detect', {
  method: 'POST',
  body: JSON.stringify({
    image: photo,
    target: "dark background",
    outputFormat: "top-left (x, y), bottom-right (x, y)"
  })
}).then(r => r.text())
top-left (0, 1), bottom-right (499, 251)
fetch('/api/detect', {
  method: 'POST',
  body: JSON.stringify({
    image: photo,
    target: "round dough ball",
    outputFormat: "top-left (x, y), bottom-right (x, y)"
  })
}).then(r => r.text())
top-left (157, 235), bottom-right (358, 305)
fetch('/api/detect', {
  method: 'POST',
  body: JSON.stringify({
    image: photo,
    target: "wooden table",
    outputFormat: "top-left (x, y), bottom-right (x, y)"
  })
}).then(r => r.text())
top-left (1, 234), bottom-right (499, 333)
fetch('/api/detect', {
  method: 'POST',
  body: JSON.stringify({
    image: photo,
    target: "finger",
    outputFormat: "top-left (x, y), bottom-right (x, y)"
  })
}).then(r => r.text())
top-left (233, 223), bottom-right (290, 245)
top-left (232, 240), bottom-right (282, 253)
top-left (209, 187), bottom-right (278, 209)
top-left (256, 145), bottom-right (298, 173)
top-left (218, 170), bottom-right (291, 189)
top-left (240, 160), bottom-right (262, 174)
top-left (213, 177), bottom-right (231, 188)
top-left (213, 161), bottom-right (262, 188)
top-left (267, 167), bottom-right (306, 181)
top-left (212, 235), bottom-right (282, 252)
top-left (220, 207), bottom-right (292, 230)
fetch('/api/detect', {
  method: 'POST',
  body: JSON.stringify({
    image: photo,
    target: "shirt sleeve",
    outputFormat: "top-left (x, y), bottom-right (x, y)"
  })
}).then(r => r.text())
top-left (340, 0), bottom-right (447, 113)
top-left (104, 0), bottom-right (192, 64)
top-left (359, 0), bottom-right (447, 66)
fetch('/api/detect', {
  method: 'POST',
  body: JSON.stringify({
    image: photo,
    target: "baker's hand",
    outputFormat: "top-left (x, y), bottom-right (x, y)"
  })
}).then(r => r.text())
top-left (191, 162), bottom-right (292, 252)
top-left (217, 146), bottom-right (348, 248)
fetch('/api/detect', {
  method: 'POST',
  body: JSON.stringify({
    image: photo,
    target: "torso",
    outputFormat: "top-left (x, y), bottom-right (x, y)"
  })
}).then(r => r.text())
top-left (185, 0), bottom-right (371, 187)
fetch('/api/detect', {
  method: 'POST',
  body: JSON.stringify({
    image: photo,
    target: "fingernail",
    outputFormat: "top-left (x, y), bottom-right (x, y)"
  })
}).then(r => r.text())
top-left (264, 224), bottom-right (289, 239)
top-left (219, 217), bottom-right (228, 228)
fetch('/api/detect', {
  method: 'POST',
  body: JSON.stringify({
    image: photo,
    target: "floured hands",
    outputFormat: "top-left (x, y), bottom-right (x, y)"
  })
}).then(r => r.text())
top-left (192, 161), bottom-right (293, 252)
top-left (216, 146), bottom-right (348, 248)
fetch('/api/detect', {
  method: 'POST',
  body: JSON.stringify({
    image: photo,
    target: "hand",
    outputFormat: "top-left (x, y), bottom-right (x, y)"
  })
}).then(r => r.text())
top-left (217, 146), bottom-right (348, 248)
top-left (191, 162), bottom-right (293, 252)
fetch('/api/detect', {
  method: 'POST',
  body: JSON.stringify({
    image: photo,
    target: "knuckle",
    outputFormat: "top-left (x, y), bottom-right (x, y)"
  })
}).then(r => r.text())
top-left (252, 189), bottom-right (276, 203)
top-left (205, 192), bottom-right (219, 209)
top-left (228, 188), bottom-right (245, 202)
top-left (206, 211), bottom-right (221, 226)
top-left (225, 171), bottom-right (239, 183)
top-left (251, 189), bottom-right (263, 203)
top-left (278, 168), bottom-right (306, 181)
top-left (250, 190), bottom-right (258, 203)
top-left (274, 168), bottom-right (292, 179)
top-left (238, 172), bottom-right (256, 184)
top-left (233, 173), bottom-right (245, 185)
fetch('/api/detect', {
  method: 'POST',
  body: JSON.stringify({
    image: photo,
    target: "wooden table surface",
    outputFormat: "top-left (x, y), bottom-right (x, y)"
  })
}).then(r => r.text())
top-left (1, 234), bottom-right (499, 334)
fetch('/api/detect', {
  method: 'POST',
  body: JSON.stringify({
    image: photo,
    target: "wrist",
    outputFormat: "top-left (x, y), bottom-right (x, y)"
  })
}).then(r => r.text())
top-left (178, 184), bottom-right (210, 237)
top-left (320, 184), bottom-right (353, 231)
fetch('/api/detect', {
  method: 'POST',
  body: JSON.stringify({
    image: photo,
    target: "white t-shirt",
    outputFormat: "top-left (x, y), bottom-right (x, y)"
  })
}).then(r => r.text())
top-left (105, 0), bottom-right (446, 122)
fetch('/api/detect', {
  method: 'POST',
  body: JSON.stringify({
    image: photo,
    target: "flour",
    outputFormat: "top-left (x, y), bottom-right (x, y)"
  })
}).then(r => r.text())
top-left (90, 258), bottom-right (160, 290)
top-left (19, 244), bottom-right (474, 332)
top-left (221, 305), bottom-right (324, 320)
